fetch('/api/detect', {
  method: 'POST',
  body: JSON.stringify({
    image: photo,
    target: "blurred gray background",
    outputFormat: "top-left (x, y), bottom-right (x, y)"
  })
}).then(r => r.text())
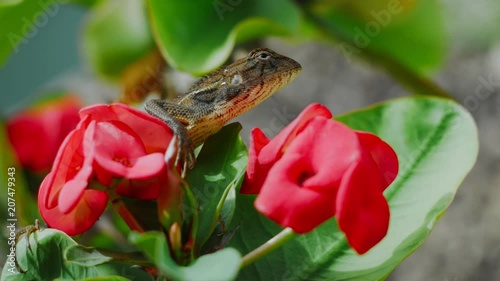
top-left (1, 2), bottom-right (499, 281)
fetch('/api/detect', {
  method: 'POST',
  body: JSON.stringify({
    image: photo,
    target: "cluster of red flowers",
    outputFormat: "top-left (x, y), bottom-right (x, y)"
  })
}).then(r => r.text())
top-left (38, 104), bottom-right (174, 235)
top-left (32, 101), bottom-right (398, 254)
top-left (241, 104), bottom-right (398, 254)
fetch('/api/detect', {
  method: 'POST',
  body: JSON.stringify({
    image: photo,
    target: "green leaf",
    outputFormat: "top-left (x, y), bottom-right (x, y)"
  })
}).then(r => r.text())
top-left (1, 228), bottom-right (153, 281)
top-left (80, 277), bottom-right (132, 281)
top-left (0, 0), bottom-right (23, 7)
top-left (0, 0), bottom-right (62, 66)
top-left (83, 0), bottom-right (155, 80)
top-left (228, 97), bottom-right (478, 280)
top-left (68, 0), bottom-right (99, 7)
top-left (185, 122), bottom-right (248, 252)
top-left (130, 231), bottom-right (241, 281)
top-left (65, 245), bottom-right (113, 267)
top-left (147, 0), bottom-right (300, 74)
top-left (186, 247), bottom-right (241, 281)
top-left (309, 0), bottom-right (445, 73)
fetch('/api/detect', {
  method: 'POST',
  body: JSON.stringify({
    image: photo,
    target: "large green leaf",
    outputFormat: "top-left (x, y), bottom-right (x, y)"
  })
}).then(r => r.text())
top-left (1, 229), bottom-right (153, 281)
top-left (68, 0), bottom-right (99, 7)
top-left (309, 0), bottom-right (445, 73)
top-left (0, 0), bottom-right (23, 7)
top-left (186, 122), bottom-right (248, 252)
top-left (130, 231), bottom-right (241, 281)
top-left (228, 97), bottom-right (478, 280)
top-left (83, 0), bottom-right (155, 80)
top-left (147, 0), bottom-right (300, 75)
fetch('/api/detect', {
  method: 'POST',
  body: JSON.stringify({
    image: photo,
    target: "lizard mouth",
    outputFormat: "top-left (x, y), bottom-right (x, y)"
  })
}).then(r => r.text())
top-left (279, 59), bottom-right (302, 84)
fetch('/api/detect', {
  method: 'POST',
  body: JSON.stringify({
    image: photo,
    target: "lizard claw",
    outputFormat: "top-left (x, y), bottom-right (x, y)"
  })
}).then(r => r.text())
top-left (167, 133), bottom-right (196, 176)
top-left (176, 145), bottom-right (195, 172)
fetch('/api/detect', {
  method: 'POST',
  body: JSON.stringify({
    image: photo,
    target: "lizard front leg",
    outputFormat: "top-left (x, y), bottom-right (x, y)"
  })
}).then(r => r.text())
top-left (145, 99), bottom-right (196, 170)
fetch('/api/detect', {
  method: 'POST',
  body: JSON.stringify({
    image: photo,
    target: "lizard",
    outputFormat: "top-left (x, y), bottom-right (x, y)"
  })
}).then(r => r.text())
top-left (145, 48), bottom-right (302, 172)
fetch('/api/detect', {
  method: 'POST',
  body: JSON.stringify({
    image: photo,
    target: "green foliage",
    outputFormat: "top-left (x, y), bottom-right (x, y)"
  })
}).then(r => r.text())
top-left (0, 0), bottom-right (23, 7)
top-left (129, 231), bottom-right (241, 281)
top-left (227, 97), bottom-right (478, 280)
top-left (185, 122), bottom-right (248, 252)
top-left (1, 229), bottom-right (153, 281)
top-left (83, 0), bottom-right (155, 80)
top-left (79, 277), bottom-right (132, 281)
top-left (0, 0), bottom-right (58, 66)
top-left (311, 0), bottom-right (445, 73)
top-left (68, 0), bottom-right (99, 7)
top-left (65, 245), bottom-right (113, 266)
top-left (147, 0), bottom-right (300, 75)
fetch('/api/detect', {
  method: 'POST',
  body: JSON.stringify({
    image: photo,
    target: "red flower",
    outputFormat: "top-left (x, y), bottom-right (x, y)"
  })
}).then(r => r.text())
top-left (241, 103), bottom-right (399, 254)
top-left (7, 95), bottom-right (81, 172)
top-left (38, 103), bottom-right (173, 235)
top-left (38, 120), bottom-right (107, 235)
top-left (79, 104), bottom-right (172, 199)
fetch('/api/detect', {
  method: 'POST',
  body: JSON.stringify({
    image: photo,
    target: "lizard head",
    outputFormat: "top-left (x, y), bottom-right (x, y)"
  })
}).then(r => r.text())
top-left (183, 48), bottom-right (301, 123)
top-left (210, 48), bottom-right (302, 117)
top-left (225, 47), bottom-right (302, 90)
top-left (238, 48), bottom-right (302, 86)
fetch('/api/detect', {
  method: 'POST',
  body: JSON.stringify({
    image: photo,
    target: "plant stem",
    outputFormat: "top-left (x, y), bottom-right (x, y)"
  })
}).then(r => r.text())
top-left (178, 174), bottom-right (199, 262)
top-left (241, 228), bottom-right (296, 268)
top-left (107, 188), bottom-right (145, 233)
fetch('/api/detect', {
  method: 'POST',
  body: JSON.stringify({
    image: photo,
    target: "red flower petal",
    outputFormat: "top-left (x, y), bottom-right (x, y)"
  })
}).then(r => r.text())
top-left (124, 153), bottom-right (166, 179)
top-left (43, 120), bottom-right (89, 209)
top-left (336, 149), bottom-right (390, 254)
top-left (255, 152), bottom-right (337, 233)
top-left (38, 119), bottom-right (107, 236)
top-left (240, 128), bottom-right (270, 194)
top-left (356, 132), bottom-right (399, 188)
top-left (254, 118), bottom-right (360, 233)
top-left (91, 121), bottom-right (165, 181)
top-left (80, 103), bottom-right (172, 153)
top-left (57, 166), bottom-right (94, 214)
top-left (92, 121), bottom-right (146, 174)
top-left (39, 173), bottom-right (107, 236)
top-left (285, 118), bottom-right (360, 192)
top-left (57, 121), bottom-right (97, 214)
top-left (242, 104), bottom-right (332, 194)
top-left (258, 103), bottom-right (331, 165)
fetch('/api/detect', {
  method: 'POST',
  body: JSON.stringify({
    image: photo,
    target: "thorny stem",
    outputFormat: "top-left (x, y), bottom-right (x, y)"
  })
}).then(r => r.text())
top-left (241, 228), bottom-right (296, 268)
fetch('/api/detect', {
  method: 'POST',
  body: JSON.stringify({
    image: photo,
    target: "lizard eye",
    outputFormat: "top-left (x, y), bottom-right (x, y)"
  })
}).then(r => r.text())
top-left (231, 74), bottom-right (243, 85)
top-left (256, 51), bottom-right (271, 61)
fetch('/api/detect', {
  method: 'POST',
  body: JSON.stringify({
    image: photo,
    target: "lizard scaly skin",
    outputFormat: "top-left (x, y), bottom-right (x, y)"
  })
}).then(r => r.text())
top-left (145, 48), bottom-right (302, 170)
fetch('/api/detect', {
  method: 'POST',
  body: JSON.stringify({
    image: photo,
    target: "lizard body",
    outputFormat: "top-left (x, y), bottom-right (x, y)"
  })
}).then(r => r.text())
top-left (145, 48), bottom-right (301, 169)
